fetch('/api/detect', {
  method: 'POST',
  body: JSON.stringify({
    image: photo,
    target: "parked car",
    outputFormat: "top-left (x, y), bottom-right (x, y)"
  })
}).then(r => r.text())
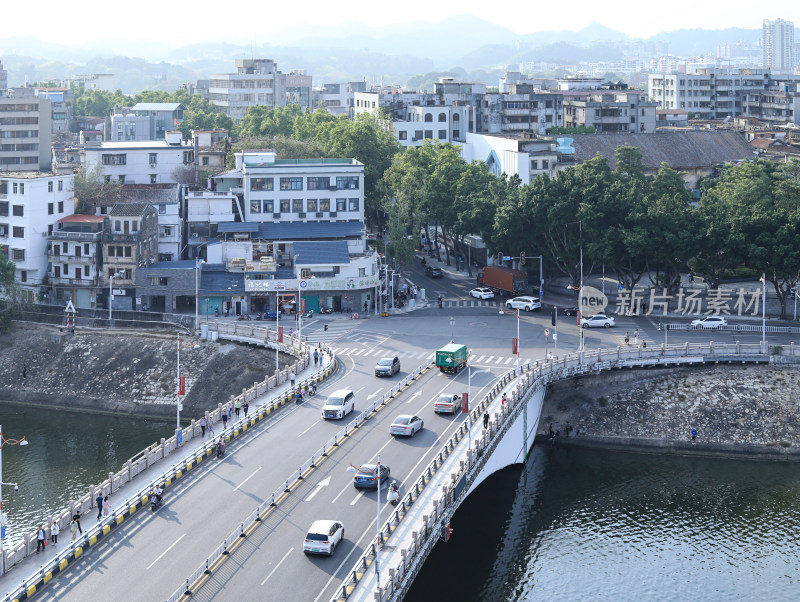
top-left (505, 296), bottom-right (542, 311)
top-left (425, 266), bottom-right (443, 278)
top-left (321, 389), bottom-right (355, 420)
top-left (434, 393), bottom-right (462, 415)
top-left (469, 287), bottom-right (495, 300)
top-left (375, 356), bottom-right (401, 377)
top-left (562, 306), bottom-right (579, 316)
top-left (691, 316), bottom-right (728, 329)
top-left (580, 314), bottom-right (615, 328)
top-left (390, 415), bottom-right (424, 437)
top-left (353, 464), bottom-right (391, 489)
top-left (303, 520), bottom-right (344, 556)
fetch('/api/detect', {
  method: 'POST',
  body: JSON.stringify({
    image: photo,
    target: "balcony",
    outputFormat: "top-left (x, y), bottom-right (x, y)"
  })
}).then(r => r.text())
top-left (50, 254), bottom-right (95, 264)
top-left (50, 276), bottom-right (99, 286)
top-left (49, 230), bottom-right (103, 242)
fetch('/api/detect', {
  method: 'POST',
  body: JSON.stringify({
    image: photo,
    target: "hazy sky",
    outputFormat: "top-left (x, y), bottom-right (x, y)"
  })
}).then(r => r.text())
top-left (5, 1), bottom-right (799, 44)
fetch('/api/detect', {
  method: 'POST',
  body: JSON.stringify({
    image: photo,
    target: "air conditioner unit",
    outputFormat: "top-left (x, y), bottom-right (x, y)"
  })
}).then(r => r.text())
top-left (298, 212), bottom-right (306, 218)
top-left (149, 162), bottom-right (157, 168)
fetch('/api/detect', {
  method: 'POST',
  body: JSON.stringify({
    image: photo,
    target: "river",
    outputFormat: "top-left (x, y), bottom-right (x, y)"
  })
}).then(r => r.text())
top-left (0, 402), bottom-right (172, 548)
top-left (410, 444), bottom-right (800, 600)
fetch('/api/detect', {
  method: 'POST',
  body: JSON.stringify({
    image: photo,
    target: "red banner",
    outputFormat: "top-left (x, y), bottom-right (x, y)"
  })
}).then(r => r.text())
top-left (462, 392), bottom-right (469, 413)
top-left (577, 310), bottom-right (582, 326)
top-left (278, 326), bottom-right (283, 343)
top-left (300, 299), bottom-right (305, 313)
top-left (512, 337), bottom-right (518, 355)
top-left (179, 376), bottom-right (185, 396)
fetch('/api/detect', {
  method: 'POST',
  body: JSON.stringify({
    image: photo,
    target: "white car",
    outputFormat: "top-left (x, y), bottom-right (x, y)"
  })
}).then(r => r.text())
top-left (390, 415), bottom-right (424, 437)
top-left (321, 389), bottom-right (355, 420)
top-left (434, 393), bottom-right (462, 415)
top-left (469, 287), bottom-right (495, 300)
top-left (691, 316), bottom-right (728, 329)
top-left (580, 314), bottom-right (615, 328)
top-left (303, 519), bottom-right (344, 556)
top-left (505, 296), bottom-right (541, 311)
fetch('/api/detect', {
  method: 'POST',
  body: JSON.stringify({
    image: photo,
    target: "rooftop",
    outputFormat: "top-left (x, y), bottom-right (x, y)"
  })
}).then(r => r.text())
top-left (58, 214), bottom-right (106, 223)
top-left (131, 103), bottom-right (185, 112)
top-left (0, 172), bottom-right (65, 180)
top-left (217, 221), bottom-right (364, 241)
top-left (293, 241), bottom-right (351, 265)
top-left (109, 202), bottom-right (152, 217)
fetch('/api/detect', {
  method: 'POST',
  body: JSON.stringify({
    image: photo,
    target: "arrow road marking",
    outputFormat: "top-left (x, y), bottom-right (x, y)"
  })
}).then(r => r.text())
top-left (305, 476), bottom-right (332, 502)
top-left (367, 388), bottom-right (384, 400)
top-left (406, 391), bottom-right (423, 404)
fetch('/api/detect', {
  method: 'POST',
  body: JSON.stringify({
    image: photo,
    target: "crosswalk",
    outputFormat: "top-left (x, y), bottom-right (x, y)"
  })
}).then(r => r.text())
top-left (439, 300), bottom-right (497, 308)
top-left (303, 319), bottom-right (369, 343)
top-left (329, 346), bottom-right (526, 366)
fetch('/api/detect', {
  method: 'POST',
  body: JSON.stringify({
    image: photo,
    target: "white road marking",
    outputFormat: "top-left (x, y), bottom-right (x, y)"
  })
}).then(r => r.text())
top-left (494, 356), bottom-right (504, 364)
top-left (305, 476), bottom-right (332, 502)
top-left (476, 355), bottom-right (486, 362)
top-left (233, 467), bottom-right (262, 492)
top-left (486, 356), bottom-right (495, 363)
top-left (260, 547), bottom-right (294, 586)
top-left (351, 349), bottom-right (365, 356)
top-left (427, 353), bottom-right (435, 360)
top-left (349, 492), bottom-right (362, 505)
top-left (367, 388), bottom-right (384, 400)
top-left (504, 357), bottom-right (514, 364)
top-left (297, 421), bottom-right (319, 438)
top-left (406, 391), bottom-right (423, 404)
top-left (147, 533), bottom-right (185, 570)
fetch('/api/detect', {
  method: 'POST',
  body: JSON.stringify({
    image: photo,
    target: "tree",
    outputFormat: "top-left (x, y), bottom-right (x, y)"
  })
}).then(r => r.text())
top-left (71, 165), bottom-right (124, 214)
top-left (0, 249), bottom-right (16, 334)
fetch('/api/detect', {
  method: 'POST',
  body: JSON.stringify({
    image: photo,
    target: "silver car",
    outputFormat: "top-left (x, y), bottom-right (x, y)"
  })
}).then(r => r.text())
top-left (580, 314), bottom-right (615, 328)
top-left (505, 296), bottom-right (541, 311)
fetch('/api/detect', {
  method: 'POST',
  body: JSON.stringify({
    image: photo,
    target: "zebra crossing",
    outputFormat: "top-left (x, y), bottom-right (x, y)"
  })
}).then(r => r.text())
top-left (303, 319), bottom-right (369, 343)
top-left (439, 299), bottom-right (498, 308)
top-left (330, 346), bottom-right (525, 366)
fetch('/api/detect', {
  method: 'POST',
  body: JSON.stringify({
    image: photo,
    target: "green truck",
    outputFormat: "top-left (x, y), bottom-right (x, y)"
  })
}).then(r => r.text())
top-left (435, 343), bottom-right (468, 374)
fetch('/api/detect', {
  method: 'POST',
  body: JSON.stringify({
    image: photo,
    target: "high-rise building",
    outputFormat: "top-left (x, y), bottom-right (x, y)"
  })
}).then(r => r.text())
top-left (763, 18), bottom-right (795, 71)
top-left (0, 59), bottom-right (7, 91)
top-left (0, 89), bottom-right (52, 171)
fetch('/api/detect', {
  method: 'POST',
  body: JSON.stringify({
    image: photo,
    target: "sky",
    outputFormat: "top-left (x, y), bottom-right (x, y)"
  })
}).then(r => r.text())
top-left (3, 1), bottom-right (799, 45)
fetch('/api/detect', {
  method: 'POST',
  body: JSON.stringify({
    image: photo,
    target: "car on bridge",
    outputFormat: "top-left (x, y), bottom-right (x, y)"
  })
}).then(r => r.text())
top-left (691, 316), bottom-right (728, 329)
top-left (434, 393), bottom-right (462, 415)
top-left (425, 266), bottom-right (443, 278)
top-left (390, 414), bottom-right (424, 437)
top-left (303, 520), bottom-right (344, 556)
top-left (580, 314), bottom-right (615, 328)
top-left (375, 356), bottom-right (400, 377)
top-left (353, 464), bottom-right (391, 489)
top-left (505, 296), bottom-right (541, 311)
top-left (321, 389), bottom-right (355, 420)
top-left (469, 287), bottom-right (495, 300)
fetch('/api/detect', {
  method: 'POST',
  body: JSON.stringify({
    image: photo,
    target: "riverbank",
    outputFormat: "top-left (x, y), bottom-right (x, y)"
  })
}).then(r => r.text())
top-left (538, 364), bottom-right (800, 460)
top-left (0, 324), bottom-right (291, 418)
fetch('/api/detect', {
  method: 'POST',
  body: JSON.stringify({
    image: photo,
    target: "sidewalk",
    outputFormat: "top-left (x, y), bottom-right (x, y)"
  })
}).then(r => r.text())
top-left (0, 348), bottom-right (333, 598)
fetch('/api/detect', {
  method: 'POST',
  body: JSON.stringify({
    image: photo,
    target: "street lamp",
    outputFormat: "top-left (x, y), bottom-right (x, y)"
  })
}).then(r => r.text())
top-left (194, 258), bottom-right (205, 331)
top-left (177, 334), bottom-right (200, 431)
top-left (0, 425), bottom-right (28, 575)
top-left (565, 221), bottom-right (583, 353)
top-left (108, 270), bottom-right (124, 325)
top-left (347, 457), bottom-right (383, 592)
top-left (449, 316), bottom-right (455, 343)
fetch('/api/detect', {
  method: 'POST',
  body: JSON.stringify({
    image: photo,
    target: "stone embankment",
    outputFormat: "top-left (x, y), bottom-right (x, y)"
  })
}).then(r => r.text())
top-left (0, 324), bottom-right (291, 417)
top-left (539, 364), bottom-right (800, 459)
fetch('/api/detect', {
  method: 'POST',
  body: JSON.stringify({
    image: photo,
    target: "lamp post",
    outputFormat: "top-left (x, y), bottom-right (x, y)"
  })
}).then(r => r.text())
top-left (449, 316), bottom-right (455, 343)
top-left (347, 458), bottom-right (382, 592)
top-left (194, 258), bottom-right (205, 331)
top-left (565, 221), bottom-right (583, 353)
top-left (761, 273), bottom-right (766, 347)
top-left (0, 425), bottom-right (28, 575)
top-left (108, 270), bottom-right (124, 326)
top-left (467, 349), bottom-right (472, 463)
top-left (177, 334), bottom-right (200, 430)
top-left (293, 255), bottom-right (302, 339)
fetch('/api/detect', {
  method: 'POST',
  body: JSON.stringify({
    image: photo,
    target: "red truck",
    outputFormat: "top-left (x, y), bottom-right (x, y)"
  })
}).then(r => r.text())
top-left (477, 266), bottom-right (528, 296)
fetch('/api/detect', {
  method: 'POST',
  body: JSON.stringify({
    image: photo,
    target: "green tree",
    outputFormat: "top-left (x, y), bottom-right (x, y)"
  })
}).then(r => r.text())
top-left (0, 249), bottom-right (16, 333)
top-left (71, 165), bottom-right (124, 214)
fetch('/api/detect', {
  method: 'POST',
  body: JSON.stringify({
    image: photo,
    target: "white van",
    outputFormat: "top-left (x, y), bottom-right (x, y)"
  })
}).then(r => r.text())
top-left (321, 388), bottom-right (355, 420)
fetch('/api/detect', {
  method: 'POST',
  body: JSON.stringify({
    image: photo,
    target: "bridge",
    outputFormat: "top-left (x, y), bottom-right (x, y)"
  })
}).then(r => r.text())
top-left (0, 320), bottom-right (791, 601)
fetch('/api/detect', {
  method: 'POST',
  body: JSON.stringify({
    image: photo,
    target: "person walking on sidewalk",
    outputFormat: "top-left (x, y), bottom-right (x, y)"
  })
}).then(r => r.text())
top-left (243, 402), bottom-right (249, 417)
top-left (51, 521), bottom-right (59, 545)
top-left (221, 410), bottom-right (228, 429)
top-left (290, 371), bottom-right (296, 386)
top-left (483, 411), bottom-right (490, 429)
top-left (103, 495), bottom-right (110, 518)
top-left (200, 416), bottom-right (207, 438)
top-left (234, 399), bottom-right (242, 418)
top-left (37, 525), bottom-right (46, 553)
top-left (70, 518), bottom-right (78, 541)
top-left (313, 349), bottom-right (319, 366)
top-left (96, 493), bottom-right (104, 520)
top-left (625, 332), bottom-right (630, 345)
top-left (207, 415), bottom-right (215, 437)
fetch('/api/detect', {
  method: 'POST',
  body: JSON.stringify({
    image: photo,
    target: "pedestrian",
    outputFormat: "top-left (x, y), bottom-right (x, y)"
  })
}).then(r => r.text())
top-left (228, 401), bottom-right (233, 419)
top-left (207, 415), bottom-right (215, 437)
top-left (51, 521), bottom-right (59, 545)
top-left (313, 349), bottom-right (319, 366)
top-left (501, 393), bottom-right (506, 405)
top-left (625, 331), bottom-right (630, 345)
top-left (243, 402), bottom-right (249, 417)
top-left (483, 411), bottom-right (489, 429)
top-left (547, 351), bottom-right (553, 361)
top-left (634, 329), bottom-right (639, 346)
top-left (200, 416), bottom-right (207, 438)
top-left (290, 371), bottom-right (296, 386)
top-left (96, 493), bottom-right (104, 520)
top-left (221, 410), bottom-right (228, 429)
top-left (70, 518), bottom-right (78, 541)
top-left (234, 399), bottom-right (242, 418)
top-left (691, 428), bottom-right (698, 442)
top-left (103, 496), bottom-right (110, 517)
top-left (364, 301), bottom-right (368, 313)
top-left (37, 525), bottom-right (46, 553)
top-left (642, 340), bottom-right (647, 349)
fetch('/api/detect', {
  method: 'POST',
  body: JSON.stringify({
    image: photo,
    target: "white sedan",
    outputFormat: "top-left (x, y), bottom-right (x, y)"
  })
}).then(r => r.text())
top-left (691, 316), bottom-right (728, 329)
top-left (505, 296), bottom-right (541, 311)
top-left (580, 314), bottom-right (615, 328)
top-left (469, 287), bottom-right (495, 300)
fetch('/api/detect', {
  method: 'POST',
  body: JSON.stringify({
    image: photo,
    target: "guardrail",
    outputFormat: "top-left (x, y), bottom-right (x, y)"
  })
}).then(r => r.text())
top-left (663, 322), bottom-right (800, 334)
top-left (164, 358), bottom-right (435, 602)
top-left (339, 340), bottom-right (790, 602)
top-left (3, 328), bottom-right (330, 601)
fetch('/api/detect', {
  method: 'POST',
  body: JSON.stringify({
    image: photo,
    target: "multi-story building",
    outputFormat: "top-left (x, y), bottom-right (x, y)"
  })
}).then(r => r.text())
top-left (0, 59), bottom-right (7, 91)
top-left (563, 91), bottom-right (657, 133)
top-left (103, 202), bottom-right (158, 310)
top-left (192, 129), bottom-right (229, 179)
top-left (0, 89), bottom-right (52, 171)
top-left (763, 19), bottom-right (795, 72)
top-left (392, 105), bottom-right (469, 147)
top-left (317, 81), bottom-right (368, 117)
top-left (185, 189), bottom-right (237, 260)
top-left (47, 214), bottom-right (108, 308)
top-left (207, 59), bottom-right (312, 120)
top-left (481, 86), bottom-right (563, 135)
top-left (109, 103), bottom-right (186, 142)
top-left (742, 82), bottom-right (800, 126)
top-left (34, 87), bottom-right (74, 134)
top-left (0, 172), bottom-right (73, 295)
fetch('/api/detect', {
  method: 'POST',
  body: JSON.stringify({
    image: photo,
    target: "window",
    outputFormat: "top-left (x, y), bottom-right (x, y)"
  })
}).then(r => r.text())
top-left (542, 160), bottom-right (549, 169)
top-left (336, 198), bottom-right (346, 212)
top-left (319, 199), bottom-right (330, 212)
top-left (359, 268), bottom-right (366, 277)
top-left (414, 130), bottom-right (422, 140)
top-left (148, 153), bottom-right (158, 165)
top-left (48, 203), bottom-right (54, 215)
top-left (398, 131), bottom-right (407, 140)
top-left (48, 181), bottom-right (53, 192)
top-left (280, 199), bottom-right (290, 213)
top-left (118, 175), bottom-right (125, 184)
top-left (19, 184), bottom-right (24, 194)
top-left (183, 151), bottom-right (193, 164)
top-left (0, 223), bottom-right (7, 236)
top-left (58, 201), bottom-right (64, 213)
top-left (132, 220), bottom-right (138, 232)
top-left (202, 157), bottom-right (209, 166)
top-left (13, 226), bottom-right (24, 237)
top-left (114, 220), bottom-right (121, 232)
top-left (0, 201), bottom-right (7, 216)
top-left (292, 199), bottom-right (303, 213)
top-left (307, 199), bottom-right (317, 212)
top-left (531, 160), bottom-right (539, 169)
top-left (250, 199), bottom-right (262, 213)
top-left (125, 246), bottom-right (132, 257)
top-left (11, 248), bottom-right (24, 262)
top-left (348, 198), bottom-right (359, 212)
top-left (336, 176), bottom-right (359, 190)
top-left (84, 266), bottom-right (90, 278)
top-left (84, 244), bottom-right (90, 255)
top-left (20, 270), bottom-right (26, 282)
top-left (150, 174), bottom-right (157, 184)
top-left (108, 246), bottom-right (115, 257)
top-left (161, 226), bottom-right (172, 237)
top-left (251, 177), bottom-right (273, 191)
top-left (438, 113), bottom-right (447, 122)
top-left (424, 130), bottom-right (433, 139)
top-left (149, 276), bottom-right (169, 286)
top-left (453, 129), bottom-right (460, 139)
top-left (12, 205), bottom-right (22, 217)
top-left (58, 180), bottom-right (63, 191)
top-left (63, 264), bottom-right (69, 276)
top-left (438, 130), bottom-right (447, 139)
top-left (424, 113), bottom-right (433, 122)
top-left (158, 204), bottom-right (166, 215)
top-left (63, 242), bottom-right (69, 253)
top-left (12, 183), bottom-right (17, 194)
top-left (263, 200), bottom-right (274, 213)
top-left (102, 154), bottom-right (126, 165)
top-left (280, 177), bottom-right (303, 191)
top-left (307, 177), bottom-right (330, 190)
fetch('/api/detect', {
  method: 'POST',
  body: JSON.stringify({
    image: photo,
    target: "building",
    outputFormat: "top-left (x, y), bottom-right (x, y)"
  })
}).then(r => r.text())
top-left (656, 109), bottom-right (690, 128)
top-left (185, 188), bottom-right (237, 260)
top-left (47, 214), bottom-right (108, 308)
top-left (317, 81), bottom-right (368, 117)
top-left (563, 91), bottom-right (657, 133)
top-left (0, 172), bottom-right (74, 295)
top-left (482, 86), bottom-right (563, 135)
top-left (34, 88), bottom-right (74, 134)
top-left (763, 19), bottom-right (795, 71)
top-left (392, 105), bottom-right (469, 147)
top-left (0, 59), bottom-right (7, 91)
top-left (107, 184), bottom-right (182, 262)
top-left (109, 103), bottom-right (186, 142)
top-left (208, 59), bottom-right (312, 120)
top-left (462, 133), bottom-right (560, 183)
top-left (742, 82), bottom-right (800, 126)
top-left (103, 202), bottom-right (158, 310)
top-left (192, 129), bottom-right (229, 179)
top-left (0, 89), bottom-right (52, 171)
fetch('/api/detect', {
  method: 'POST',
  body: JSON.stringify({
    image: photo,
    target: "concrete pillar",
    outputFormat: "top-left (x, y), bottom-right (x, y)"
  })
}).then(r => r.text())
top-left (275, 367), bottom-right (281, 383)
top-left (108, 472), bottom-right (114, 493)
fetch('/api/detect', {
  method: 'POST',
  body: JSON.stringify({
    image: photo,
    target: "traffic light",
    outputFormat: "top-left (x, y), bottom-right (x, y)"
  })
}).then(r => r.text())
top-left (551, 307), bottom-right (557, 327)
top-left (520, 251), bottom-right (526, 266)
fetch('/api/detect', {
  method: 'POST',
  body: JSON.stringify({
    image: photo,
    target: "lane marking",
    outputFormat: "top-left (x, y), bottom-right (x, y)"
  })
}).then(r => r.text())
top-left (494, 356), bottom-right (504, 364)
top-left (476, 355), bottom-right (486, 362)
top-left (260, 547), bottom-right (294, 586)
top-left (147, 533), bottom-right (186, 570)
top-left (305, 476), bottom-right (332, 502)
top-left (297, 421), bottom-right (319, 438)
top-left (406, 391), bottom-right (423, 404)
top-left (233, 467), bottom-right (262, 492)
top-left (504, 357), bottom-right (514, 364)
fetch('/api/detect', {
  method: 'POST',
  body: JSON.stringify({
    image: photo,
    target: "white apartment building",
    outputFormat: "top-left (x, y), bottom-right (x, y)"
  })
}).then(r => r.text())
top-left (109, 103), bottom-right (185, 142)
top-left (393, 105), bottom-right (469, 147)
top-left (0, 59), bottom-right (7, 91)
top-left (763, 19), bottom-right (795, 71)
top-left (47, 214), bottom-right (107, 308)
top-left (81, 131), bottom-right (194, 185)
top-left (0, 89), bottom-right (52, 171)
top-left (0, 172), bottom-right (74, 294)
top-left (185, 189), bottom-right (238, 260)
top-left (317, 81), bottom-right (368, 117)
top-left (563, 91), bottom-right (657, 133)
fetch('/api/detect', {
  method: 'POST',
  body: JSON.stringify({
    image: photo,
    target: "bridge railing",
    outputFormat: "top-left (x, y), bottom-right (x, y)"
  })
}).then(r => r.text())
top-left (342, 341), bottom-right (790, 602)
top-left (2, 333), bottom-right (329, 600)
top-left (163, 358), bottom-right (435, 602)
